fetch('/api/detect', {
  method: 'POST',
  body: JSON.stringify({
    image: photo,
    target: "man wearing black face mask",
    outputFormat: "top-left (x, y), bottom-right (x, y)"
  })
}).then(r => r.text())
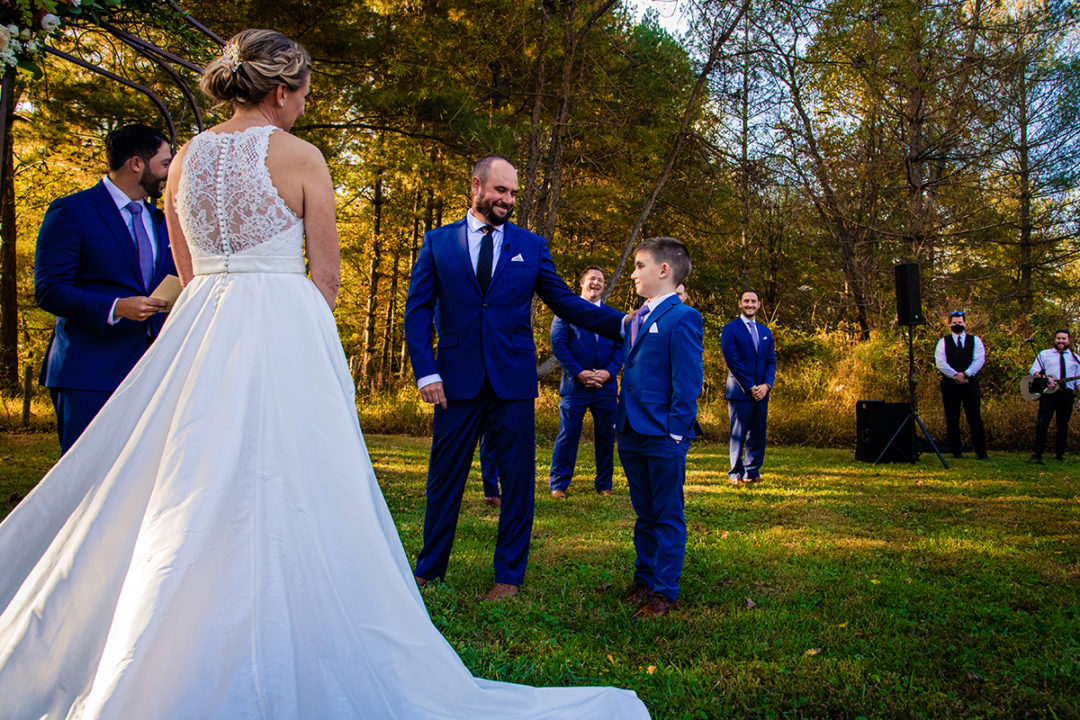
top-left (933, 311), bottom-right (988, 460)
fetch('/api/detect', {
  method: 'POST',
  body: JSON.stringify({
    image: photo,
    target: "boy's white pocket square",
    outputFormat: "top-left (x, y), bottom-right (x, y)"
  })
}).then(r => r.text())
top-left (648, 324), bottom-right (659, 333)
top-left (511, 253), bottom-right (524, 262)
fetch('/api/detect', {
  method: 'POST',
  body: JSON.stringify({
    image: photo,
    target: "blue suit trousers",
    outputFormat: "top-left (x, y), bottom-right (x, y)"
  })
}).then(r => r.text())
top-left (549, 393), bottom-right (617, 492)
top-left (728, 397), bottom-right (768, 479)
top-left (415, 382), bottom-right (535, 585)
top-left (50, 388), bottom-right (112, 454)
top-left (617, 428), bottom-right (688, 601)
top-left (478, 431), bottom-right (500, 498)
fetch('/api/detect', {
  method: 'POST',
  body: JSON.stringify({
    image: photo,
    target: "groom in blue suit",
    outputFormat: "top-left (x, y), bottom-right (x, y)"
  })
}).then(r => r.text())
top-left (720, 289), bottom-right (777, 484)
top-left (35, 124), bottom-right (175, 453)
top-left (405, 156), bottom-right (625, 600)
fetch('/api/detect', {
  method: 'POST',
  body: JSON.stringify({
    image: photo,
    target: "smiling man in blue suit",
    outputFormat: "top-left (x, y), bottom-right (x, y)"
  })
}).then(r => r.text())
top-left (405, 156), bottom-right (625, 600)
top-left (720, 289), bottom-right (777, 485)
top-left (35, 124), bottom-right (176, 453)
top-left (548, 266), bottom-right (624, 499)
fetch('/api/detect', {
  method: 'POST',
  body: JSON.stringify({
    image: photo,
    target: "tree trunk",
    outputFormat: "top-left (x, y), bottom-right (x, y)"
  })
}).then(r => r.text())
top-left (738, 12), bottom-right (751, 288)
top-left (361, 175), bottom-right (383, 386)
top-left (606, 0), bottom-right (749, 299)
top-left (536, 0), bottom-right (618, 241)
top-left (519, 2), bottom-right (551, 232)
top-left (1016, 52), bottom-right (1033, 305)
top-left (0, 69), bottom-right (20, 392)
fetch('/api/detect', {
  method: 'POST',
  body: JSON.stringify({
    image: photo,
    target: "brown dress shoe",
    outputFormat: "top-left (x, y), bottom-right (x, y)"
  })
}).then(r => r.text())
top-left (550, 489), bottom-right (567, 499)
top-left (597, 489), bottom-right (614, 496)
top-left (623, 583), bottom-right (652, 607)
top-left (414, 575), bottom-right (430, 588)
top-left (484, 582), bottom-right (520, 601)
top-left (483, 496), bottom-right (502, 508)
top-left (634, 592), bottom-right (677, 619)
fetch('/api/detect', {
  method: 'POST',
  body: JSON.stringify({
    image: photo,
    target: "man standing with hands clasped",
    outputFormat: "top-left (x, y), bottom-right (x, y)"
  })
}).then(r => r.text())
top-left (934, 311), bottom-right (988, 460)
top-left (548, 266), bottom-right (624, 499)
top-left (404, 156), bottom-right (626, 601)
top-left (721, 289), bottom-right (776, 485)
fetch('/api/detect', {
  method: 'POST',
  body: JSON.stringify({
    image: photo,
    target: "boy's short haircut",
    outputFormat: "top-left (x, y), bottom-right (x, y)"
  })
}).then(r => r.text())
top-left (637, 236), bottom-right (691, 286)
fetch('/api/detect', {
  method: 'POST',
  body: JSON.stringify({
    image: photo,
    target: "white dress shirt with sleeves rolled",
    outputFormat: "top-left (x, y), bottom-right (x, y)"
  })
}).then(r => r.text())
top-left (1030, 349), bottom-right (1080, 391)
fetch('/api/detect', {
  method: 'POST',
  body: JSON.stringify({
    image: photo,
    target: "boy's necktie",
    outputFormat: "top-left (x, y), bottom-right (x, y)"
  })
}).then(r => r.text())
top-left (631, 305), bottom-right (651, 347)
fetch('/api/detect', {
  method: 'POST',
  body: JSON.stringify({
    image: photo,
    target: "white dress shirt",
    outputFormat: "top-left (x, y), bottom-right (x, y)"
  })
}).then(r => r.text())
top-left (1030, 348), bottom-right (1080, 391)
top-left (102, 175), bottom-right (158, 324)
top-left (934, 332), bottom-right (985, 378)
top-left (464, 209), bottom-right (504, 272)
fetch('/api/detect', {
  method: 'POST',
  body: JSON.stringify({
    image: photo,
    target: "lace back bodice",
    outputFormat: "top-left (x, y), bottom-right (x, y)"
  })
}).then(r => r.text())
top-left (176, 126), bottom-right (304, 261)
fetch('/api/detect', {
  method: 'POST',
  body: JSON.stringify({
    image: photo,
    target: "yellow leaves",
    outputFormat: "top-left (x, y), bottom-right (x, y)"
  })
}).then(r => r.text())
top-left (804, 647), bottom-right (821, 657)
top-left (647, 665), bottom-right (657, 675)
top-left (607, 653), bottom-right (615, 664)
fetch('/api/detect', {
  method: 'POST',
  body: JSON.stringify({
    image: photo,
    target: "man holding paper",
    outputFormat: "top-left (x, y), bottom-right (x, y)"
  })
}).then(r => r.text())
top-left (35, 124), bottom-right (177, 452)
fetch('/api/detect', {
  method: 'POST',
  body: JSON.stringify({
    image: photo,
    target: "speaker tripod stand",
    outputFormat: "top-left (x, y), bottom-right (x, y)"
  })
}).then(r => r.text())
top-left (874, 324), bottom-right (950, 469)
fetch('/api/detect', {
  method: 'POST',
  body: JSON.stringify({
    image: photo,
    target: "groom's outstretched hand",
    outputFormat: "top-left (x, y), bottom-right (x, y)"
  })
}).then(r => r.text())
top-left (421, 381), bottom-right (448, 409)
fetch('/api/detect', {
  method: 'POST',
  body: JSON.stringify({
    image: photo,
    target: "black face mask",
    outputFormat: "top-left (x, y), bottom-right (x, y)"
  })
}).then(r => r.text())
top-left (950, 324), bottom-right (964, 334)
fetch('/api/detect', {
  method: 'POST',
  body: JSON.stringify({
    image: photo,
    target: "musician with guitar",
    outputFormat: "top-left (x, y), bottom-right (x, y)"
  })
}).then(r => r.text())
top-left (1027, 330), bottom-right (1080, 464)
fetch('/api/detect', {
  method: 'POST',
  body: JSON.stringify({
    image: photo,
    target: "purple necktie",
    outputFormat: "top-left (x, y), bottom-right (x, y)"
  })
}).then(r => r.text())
top-left (127, 201), bottom-right (155, 289)
top-left (630, 305), bottom-right (651, 346)
top-left (748, 320), bottom-right (760, 350)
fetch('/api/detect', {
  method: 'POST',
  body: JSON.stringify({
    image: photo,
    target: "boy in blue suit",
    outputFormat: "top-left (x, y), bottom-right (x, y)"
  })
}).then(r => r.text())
top-left (548, 266), bottom-right (624, 498)
top-left (404, 156), bottom-right (626, 600)
top-left (35, 125), bottom-right (175, 453)
top-left (617, 237), bottom-right (703, 619)
top-left (720, 289), bottom-right (777, 484)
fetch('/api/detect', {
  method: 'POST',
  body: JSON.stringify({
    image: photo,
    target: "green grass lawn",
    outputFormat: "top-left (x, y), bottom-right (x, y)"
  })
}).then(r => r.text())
top-left (2, 431), bottom-right (1078, 719)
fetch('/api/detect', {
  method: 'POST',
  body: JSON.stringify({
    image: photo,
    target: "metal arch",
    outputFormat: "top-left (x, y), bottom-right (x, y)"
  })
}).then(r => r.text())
top-left (42, 44), bottom-right (179, 144)
top-left (97, 20), bottom-right (208, 134)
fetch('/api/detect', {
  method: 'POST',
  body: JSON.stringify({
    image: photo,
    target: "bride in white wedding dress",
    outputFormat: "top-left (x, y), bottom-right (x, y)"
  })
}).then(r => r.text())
top-left (0, 30), bottom-right (649, 719)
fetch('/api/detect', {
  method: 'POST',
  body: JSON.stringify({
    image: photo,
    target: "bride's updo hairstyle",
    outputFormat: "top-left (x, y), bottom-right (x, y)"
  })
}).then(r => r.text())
top-left (201, 29), bottom-right (311, 106)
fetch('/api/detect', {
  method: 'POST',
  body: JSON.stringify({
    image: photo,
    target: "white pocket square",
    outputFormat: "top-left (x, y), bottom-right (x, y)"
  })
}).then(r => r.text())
top-left (511, 253), bottom-right (524, 262)
top-left (648, 324), bottom-right (659, 333)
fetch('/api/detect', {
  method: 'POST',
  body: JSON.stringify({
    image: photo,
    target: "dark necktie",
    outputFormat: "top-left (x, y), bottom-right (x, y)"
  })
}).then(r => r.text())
top-left (1061, 351), bottom-right (1067, 384)
top-left (127, 201), bottom-right (155, 289)
top-left (477, 225), bottom-right (494, 294)
top-left (957, 335), bottom-right (963, 350)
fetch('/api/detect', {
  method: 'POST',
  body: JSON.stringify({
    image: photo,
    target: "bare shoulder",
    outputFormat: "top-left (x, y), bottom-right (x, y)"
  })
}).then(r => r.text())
top-left (267, 130), bottom-right (327, 171)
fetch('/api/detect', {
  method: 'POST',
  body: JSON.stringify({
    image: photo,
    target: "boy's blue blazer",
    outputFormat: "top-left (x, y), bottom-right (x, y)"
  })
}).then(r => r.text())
top-left (617, 295), bottom-right (704, 437)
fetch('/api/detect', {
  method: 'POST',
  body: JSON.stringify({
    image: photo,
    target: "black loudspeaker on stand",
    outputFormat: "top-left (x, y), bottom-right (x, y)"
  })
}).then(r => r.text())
top-left (868, 263), bottom-right (949, 468)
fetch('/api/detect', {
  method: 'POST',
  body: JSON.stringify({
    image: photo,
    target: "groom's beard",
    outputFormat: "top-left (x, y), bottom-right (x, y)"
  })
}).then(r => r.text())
top-left (476, 196), bottom-right (513, 226)
top-left (140, 168), bottom-right (167, 200)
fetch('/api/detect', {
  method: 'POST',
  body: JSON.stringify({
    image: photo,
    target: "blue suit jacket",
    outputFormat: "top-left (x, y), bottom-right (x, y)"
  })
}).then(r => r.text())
top-left (720, 317), bottom-right (777, 401)
top-left (617, 296), bottom-right (704, 437)
top-left (35, 181), bottom-right (176, 392)
top-left (404, 217), bottom-right (624, 401)
top-left (551, 309), bottom-right (624, 397)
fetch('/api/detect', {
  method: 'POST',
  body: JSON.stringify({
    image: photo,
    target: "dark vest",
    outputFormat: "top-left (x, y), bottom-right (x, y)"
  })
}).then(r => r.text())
top-left (943, 334), bottom-right (976, 373)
